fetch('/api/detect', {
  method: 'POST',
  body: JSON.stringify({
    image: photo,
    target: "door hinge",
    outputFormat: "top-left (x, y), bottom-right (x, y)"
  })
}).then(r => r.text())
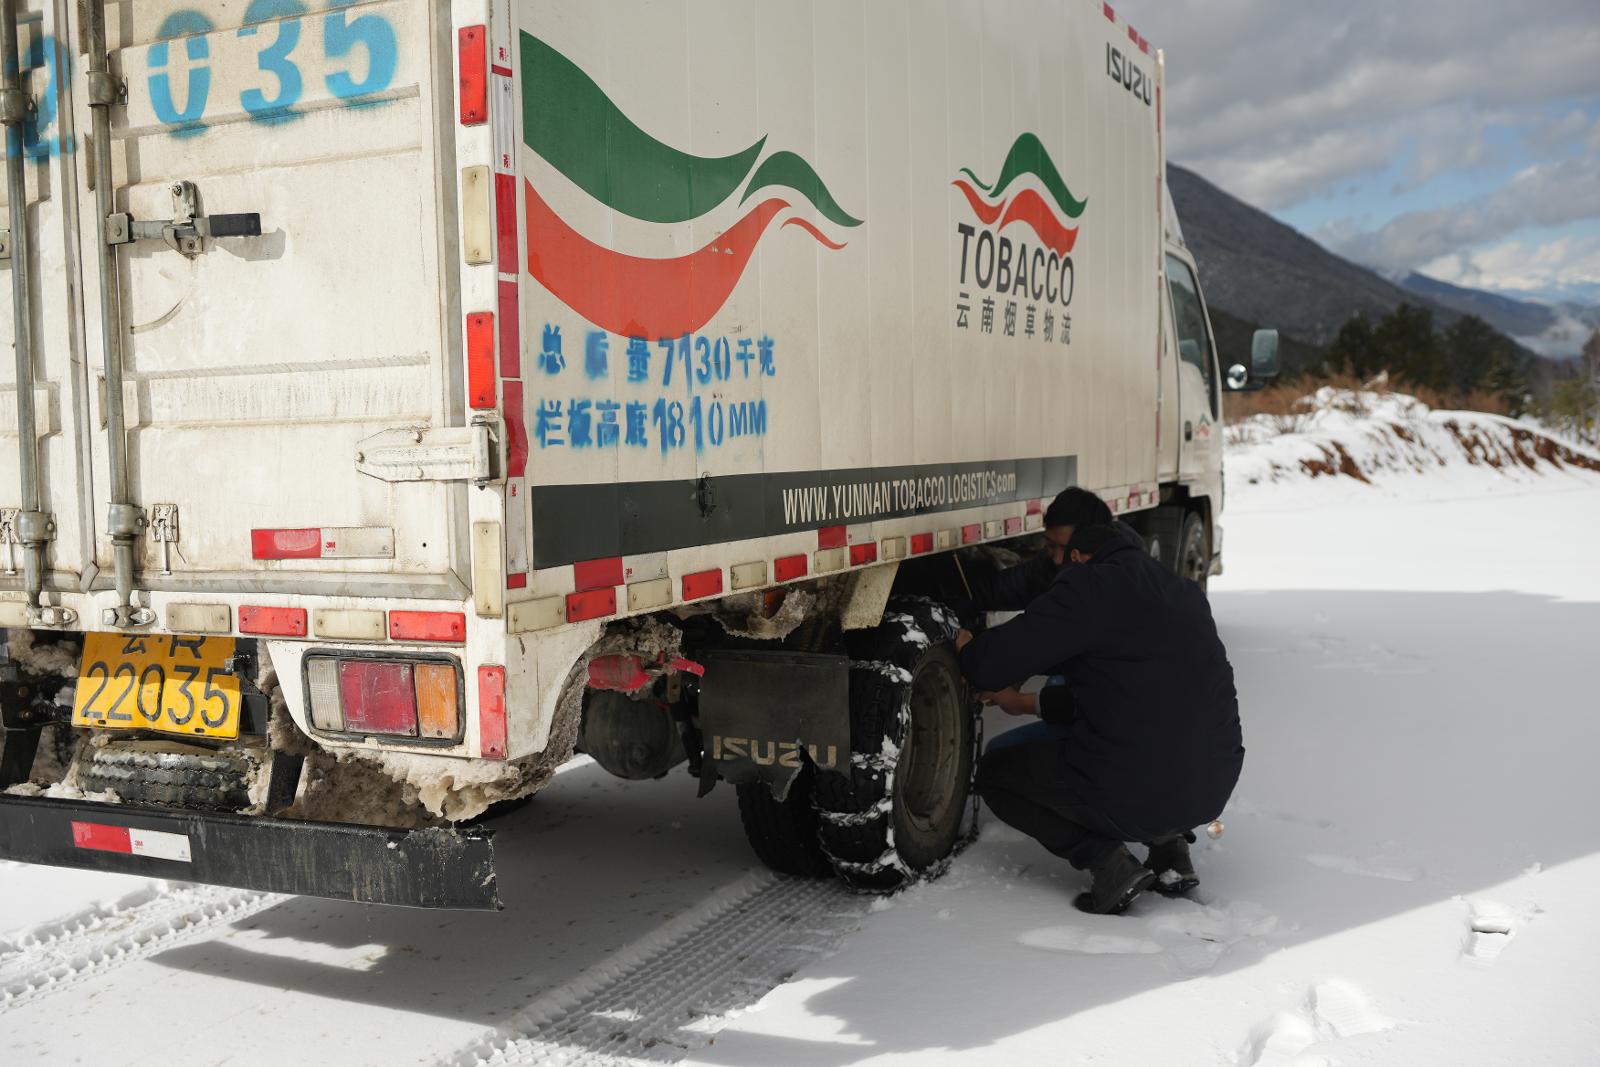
top-left (0, 508), bottom-right (16, 575)
top-left (355, 423), bottom-right (500, 486)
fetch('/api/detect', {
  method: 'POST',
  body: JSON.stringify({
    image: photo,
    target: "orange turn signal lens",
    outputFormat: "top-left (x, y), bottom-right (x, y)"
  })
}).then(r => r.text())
top-left (414, 663), bottom-right (460, 740)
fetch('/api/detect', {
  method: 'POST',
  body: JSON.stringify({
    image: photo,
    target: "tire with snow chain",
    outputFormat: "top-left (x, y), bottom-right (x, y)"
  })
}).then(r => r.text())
top-left (1141, 506), bottom-right (1210, 590)
top-left (736, 767), bottom-right (833, 878)
top-left (1177, 510), bottom-right (1211, 590)
top-left (76, 742), bottom-right (258, 813)
top-left (814, 598), bottom-right (978, 891)
top-left (1141, 505), bottom-right (1184, 573)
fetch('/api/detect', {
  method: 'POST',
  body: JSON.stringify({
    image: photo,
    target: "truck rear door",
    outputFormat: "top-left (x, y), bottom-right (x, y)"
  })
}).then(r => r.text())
top-left (78, 0), bottom-right (468, 599)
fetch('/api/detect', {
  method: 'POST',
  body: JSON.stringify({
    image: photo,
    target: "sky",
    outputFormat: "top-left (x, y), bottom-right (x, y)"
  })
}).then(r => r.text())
top-left (1112, 0), bottom-right (1600, 304)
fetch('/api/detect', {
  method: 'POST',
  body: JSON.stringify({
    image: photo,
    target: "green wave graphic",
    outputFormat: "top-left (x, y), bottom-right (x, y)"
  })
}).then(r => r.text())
top-left (967, 133), bottom-right (1087, 219)
top-left (740, 151), bottom-right (862, 228)
top-left (521, 34), bottom-right (765, 225)
top-left (958, 166), bottom-right (993, 192)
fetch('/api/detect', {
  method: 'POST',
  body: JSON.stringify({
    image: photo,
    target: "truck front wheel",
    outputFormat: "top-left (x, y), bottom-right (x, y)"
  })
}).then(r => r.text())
top-left (1142, 505), bottom-right (1211, 590)
top-left (813, 598), bottom-right (978, 890)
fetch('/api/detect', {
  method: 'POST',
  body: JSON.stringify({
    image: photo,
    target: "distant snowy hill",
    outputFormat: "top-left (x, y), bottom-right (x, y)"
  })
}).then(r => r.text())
top-left (1225, 388), bottom-right (1600, 496)
top-left (1397, 273), bottom-right (1598, 360)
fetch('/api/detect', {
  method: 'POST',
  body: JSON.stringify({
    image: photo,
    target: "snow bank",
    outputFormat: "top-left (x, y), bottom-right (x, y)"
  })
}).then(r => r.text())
top-left (1226, 388), bottom-right (1600, 499)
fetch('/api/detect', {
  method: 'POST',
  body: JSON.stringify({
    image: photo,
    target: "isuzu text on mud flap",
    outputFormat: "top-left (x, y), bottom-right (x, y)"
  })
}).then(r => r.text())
top-left (0, 0), bottom-right (1276, 907)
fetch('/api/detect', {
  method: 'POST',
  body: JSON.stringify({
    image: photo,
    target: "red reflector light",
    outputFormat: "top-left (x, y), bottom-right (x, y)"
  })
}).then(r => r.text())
top-left (478, 665), bottom-right (506, 759)
top-left (338, 661), bottom-right (418, 736)
top-left (850, 542), bottom-right (877, 566)
top-left (71, 821), bottom-right (130, 853)
top-left (458, 25), bottom-right (488, 125)
top-left (911, 533), bottom-right (934, 555)
top-left (466, 311), bottom-right (496, 409)
top-left (574, 556), bottom-right (625, 592)
top-left (961, 524), bottom-right (981, 544)
top-left (389, 610), bottom-right (467, 643)
top-left (774, 554), bottom-right (807, 583)
top-left (1027, 499), bottom-right (1044, 516)
top-left (1005, 517), bottom-right (1024, 536)
top-left (567, 587), bottom-right (617, 622)
top-left (251, 528), bottom-right (320, 560)
top-left (239, 605), bottom-right (307, 636)
top-left (816, 525), bottom-right (847, 550)
top-left (682, 568), bottom-right (723, 601)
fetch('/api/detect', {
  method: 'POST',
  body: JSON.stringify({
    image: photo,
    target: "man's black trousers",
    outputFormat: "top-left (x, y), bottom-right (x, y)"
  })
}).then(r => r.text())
top-left (975, 720), bottom-right (1156, 870)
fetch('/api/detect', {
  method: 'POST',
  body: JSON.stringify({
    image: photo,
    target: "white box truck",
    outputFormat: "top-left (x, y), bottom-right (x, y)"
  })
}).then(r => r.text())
top-left (0, 0), bottom-right (1276, 907)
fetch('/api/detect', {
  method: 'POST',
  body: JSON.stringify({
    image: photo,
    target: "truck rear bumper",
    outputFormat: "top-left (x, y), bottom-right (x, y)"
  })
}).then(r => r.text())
top-left (0, 795), bottom-right (500, 910)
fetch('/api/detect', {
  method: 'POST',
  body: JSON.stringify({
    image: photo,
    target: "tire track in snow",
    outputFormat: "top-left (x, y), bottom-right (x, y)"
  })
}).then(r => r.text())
top-left (0, 883), bottom-right (284, 1010)
top-left (443, 873), bottom-right (869, 1067)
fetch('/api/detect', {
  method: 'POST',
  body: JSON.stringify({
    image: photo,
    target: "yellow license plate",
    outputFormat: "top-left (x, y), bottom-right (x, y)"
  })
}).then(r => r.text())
top-left (72, 633), bottom-right (242, 740)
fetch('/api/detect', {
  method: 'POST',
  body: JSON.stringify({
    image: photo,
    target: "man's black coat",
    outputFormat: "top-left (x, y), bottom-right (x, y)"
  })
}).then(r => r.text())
top-left (958, 523), bottom-right (1243, 838)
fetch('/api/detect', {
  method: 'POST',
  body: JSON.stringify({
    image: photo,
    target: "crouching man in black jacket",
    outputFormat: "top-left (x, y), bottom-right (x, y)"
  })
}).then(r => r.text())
top-left (956, 492), bottom-right (1243, 915)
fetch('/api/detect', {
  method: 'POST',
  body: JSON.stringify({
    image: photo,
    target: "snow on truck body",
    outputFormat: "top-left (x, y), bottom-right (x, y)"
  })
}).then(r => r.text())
top-left (0, 0), bottom-right (1266, 906)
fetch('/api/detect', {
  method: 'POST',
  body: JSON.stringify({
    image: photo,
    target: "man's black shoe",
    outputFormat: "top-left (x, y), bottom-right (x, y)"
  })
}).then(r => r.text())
top-left (1144, 833), bottom-right (1200, 896)
top-left (1073, 845), bottom-right (1157, 915)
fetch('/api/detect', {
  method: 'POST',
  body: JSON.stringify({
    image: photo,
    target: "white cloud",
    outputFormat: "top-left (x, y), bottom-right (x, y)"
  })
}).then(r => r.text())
top-left (1114, 0), bottom-right (1600, 209)
top-left (1319, 156), bottom-right (1600, 271)
top-left (1422, 234), bottom-right (1600, 295)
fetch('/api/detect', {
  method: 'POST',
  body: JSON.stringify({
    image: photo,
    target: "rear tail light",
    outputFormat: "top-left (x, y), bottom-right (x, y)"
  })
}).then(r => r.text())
top-left (339, 661), bottom-right (417, 735)
top-left (414, 663), bottom-right (460, 739)
top-left (305, 655), bottom-right (463, 742)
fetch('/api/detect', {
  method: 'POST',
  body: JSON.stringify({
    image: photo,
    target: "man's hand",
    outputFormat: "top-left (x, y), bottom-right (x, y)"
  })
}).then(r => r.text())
top-left (976, 687), bottom-right (1038, 717)
top-left (955, 628), bottom-right (974, 652)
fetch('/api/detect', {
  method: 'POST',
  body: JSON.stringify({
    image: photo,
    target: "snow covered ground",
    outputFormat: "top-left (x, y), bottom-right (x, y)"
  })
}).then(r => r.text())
top-left (5, 404), bottom-right (1600, 1066)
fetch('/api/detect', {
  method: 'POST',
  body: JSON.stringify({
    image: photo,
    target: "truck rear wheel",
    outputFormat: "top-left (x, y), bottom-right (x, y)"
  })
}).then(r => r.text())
top-left (814, 598), bottom-right (977, 891)
top-left (735, 768), bottom-right (833, 878)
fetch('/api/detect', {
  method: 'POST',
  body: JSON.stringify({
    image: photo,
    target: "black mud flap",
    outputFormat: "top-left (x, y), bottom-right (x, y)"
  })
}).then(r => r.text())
top-left (698, 650), bottom-right (851, 801)
top-left (0, 795), bottom-right (500, 910)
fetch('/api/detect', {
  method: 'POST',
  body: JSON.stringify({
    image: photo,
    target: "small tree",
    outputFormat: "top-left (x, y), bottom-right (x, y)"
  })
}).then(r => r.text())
top-left (1549, 374), bottom-right (1598, 445)
top-left (1443, 315), bottom-right (1515, 395)
top-left (1324, 313), bottom-right (1378, 379)
top-left (1375, 303), bottom-right (1444, 390)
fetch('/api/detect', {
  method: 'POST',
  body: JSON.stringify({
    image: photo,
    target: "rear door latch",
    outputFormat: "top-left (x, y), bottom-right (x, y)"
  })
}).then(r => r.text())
top-left (105, 181), bottom-right (261, 259)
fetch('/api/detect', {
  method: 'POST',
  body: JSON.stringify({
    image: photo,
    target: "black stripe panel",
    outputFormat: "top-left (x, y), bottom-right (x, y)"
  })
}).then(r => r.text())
top-left (529, 455), bottom-right (1076, 569)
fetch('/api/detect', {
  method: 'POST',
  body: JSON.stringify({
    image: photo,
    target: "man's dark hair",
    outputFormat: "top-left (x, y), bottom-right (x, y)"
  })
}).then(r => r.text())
top-left (1066, 522), bottom-right (1125, 558)
top-left (1043, 486), bottom-right (1112, 530)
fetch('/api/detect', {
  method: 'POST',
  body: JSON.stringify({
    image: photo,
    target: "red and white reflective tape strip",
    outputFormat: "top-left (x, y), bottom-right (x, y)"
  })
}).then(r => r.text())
top-left (252, 527), bottom-right (394, 560)
top-left (72, 821), bottom-right (192, 863)
top-left (486, 26), bottom-right (529, 591)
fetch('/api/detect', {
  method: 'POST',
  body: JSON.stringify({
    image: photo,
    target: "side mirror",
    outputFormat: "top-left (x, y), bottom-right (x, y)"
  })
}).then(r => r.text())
top-left (1251, 329), bottom-right (1281, 382)
top-left (1226, 363), bottom-right (1249, 390)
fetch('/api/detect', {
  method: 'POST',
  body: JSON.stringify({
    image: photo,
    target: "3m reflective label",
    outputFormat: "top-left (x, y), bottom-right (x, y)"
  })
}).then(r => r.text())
top-left (71, 821), bottom-right (192, 863)
top-left (253, 527), bottom-right (394, 560)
